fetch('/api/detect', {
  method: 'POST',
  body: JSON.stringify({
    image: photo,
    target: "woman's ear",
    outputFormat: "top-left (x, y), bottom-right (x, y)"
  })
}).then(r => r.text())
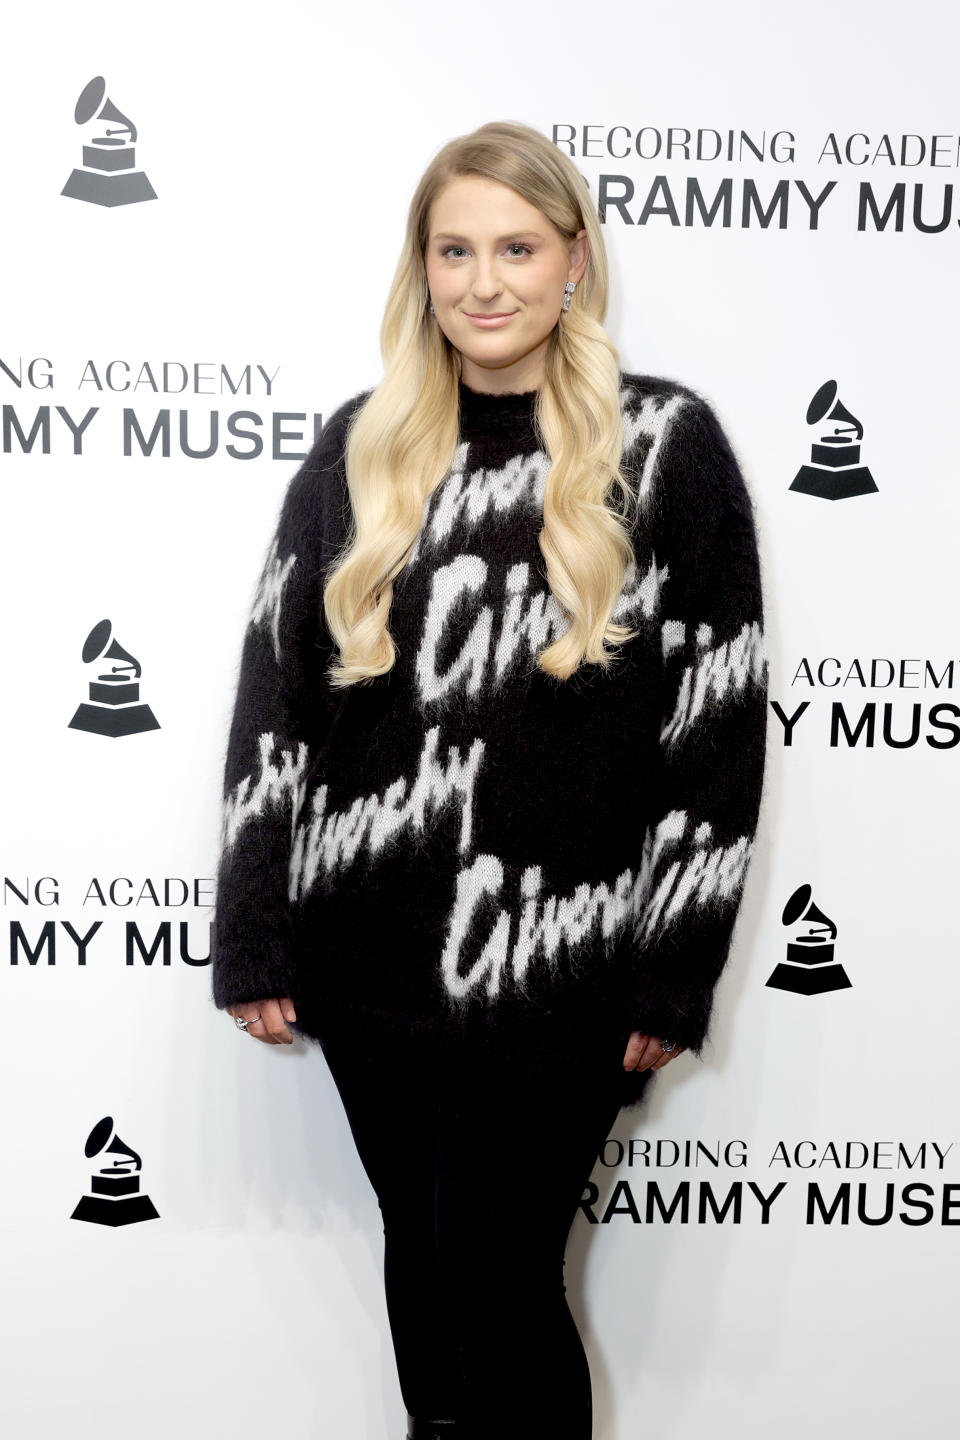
top-left (569, 228), bottom-right (591, 284)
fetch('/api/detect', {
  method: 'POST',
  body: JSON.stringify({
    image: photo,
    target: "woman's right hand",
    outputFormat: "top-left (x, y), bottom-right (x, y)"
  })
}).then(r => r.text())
top-left (226, 998), bottom-right (297, 1044)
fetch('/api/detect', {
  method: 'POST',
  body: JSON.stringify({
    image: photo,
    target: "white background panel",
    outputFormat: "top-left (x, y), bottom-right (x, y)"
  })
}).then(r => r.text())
top-left (1, 1), bottom-right (957, 1436)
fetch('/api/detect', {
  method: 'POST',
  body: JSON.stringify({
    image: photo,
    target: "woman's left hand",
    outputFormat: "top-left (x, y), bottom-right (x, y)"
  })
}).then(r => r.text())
top-left (623, 1031), bottom-right (686, 1072)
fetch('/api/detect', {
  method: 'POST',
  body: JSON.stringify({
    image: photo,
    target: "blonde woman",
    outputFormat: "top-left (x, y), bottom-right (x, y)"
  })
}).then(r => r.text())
top-left (211, 120), bottom-right (767, 1440)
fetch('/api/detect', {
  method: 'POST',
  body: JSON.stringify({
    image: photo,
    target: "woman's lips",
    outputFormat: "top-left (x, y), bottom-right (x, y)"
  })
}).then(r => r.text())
top-left (463, 312), bottom-right (516, 328)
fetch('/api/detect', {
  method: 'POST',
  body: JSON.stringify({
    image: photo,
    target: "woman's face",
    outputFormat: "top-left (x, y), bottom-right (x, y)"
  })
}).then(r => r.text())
top-left (424, 174), bottom-right (589, 395)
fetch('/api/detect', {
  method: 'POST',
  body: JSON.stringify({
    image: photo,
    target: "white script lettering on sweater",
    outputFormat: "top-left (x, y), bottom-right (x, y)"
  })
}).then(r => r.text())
top-left (620, 389), bottom-right (689, 505)
top-left (221, 730), bottom-right (310, 852)
top-left (222, 716), bottom-right (752, 1007)
top-left (440, 854), bottom-right (646, 1000)
top-left (406, 388), bottom-right (687, 570)
top-left (288, 725), bottom-right (486, 901)
top-left (439, 809), bottom-right (754, 1001)
top-left (660, 621), bottom-right (767, 746)
top-left (416, 553), bottom-right (670, 704)
top-left (249, 538), bottom-right (298, 664)
top-left (415, 555), bottom-right (565, 702)
top-left (635, 809), bottom-right (754, 944)
top-left (224, 731), bottom-right (752, 1001)
top-left (406, 443), bottom-right (549, 568)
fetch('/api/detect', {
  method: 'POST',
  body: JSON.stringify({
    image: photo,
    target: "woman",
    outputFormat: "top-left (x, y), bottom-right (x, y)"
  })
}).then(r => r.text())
top-left (211, 120), bottom-right (767, 1439)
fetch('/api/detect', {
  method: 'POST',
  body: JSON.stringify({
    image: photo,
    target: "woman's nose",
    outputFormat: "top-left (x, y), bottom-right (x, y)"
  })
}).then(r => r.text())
top-left (470, 254), bottom-right (502, 301)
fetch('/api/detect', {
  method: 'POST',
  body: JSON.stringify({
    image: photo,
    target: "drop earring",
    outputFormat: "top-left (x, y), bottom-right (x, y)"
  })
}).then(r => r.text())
top-left (562, 281), bottom-right (576, 312)
top-left (429, 301), bottom-right (435, 316)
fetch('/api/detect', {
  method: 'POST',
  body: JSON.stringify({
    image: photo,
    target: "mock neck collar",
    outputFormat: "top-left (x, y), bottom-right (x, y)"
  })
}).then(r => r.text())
top-left (457, 378), bottom-right (540, 426)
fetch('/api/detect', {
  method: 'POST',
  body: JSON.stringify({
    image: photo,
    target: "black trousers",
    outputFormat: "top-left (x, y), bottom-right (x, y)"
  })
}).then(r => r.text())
top-left (318, 1014), bottom-right (637, 1439)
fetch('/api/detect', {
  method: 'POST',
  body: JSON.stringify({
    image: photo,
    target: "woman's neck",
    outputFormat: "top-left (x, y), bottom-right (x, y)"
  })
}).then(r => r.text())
top-left (458, 354), bottom-right (544, 397)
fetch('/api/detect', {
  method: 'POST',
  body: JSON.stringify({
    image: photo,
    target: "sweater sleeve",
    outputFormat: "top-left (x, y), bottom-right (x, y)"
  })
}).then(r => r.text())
top-left (626, 390), bottom-right (768, 1055)
top-left (209, 394), bottom-right (364, 1013)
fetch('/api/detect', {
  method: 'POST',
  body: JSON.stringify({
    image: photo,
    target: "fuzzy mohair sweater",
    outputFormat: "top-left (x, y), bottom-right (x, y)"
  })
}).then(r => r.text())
top-left (210, 373), bottom-right (767, 1109)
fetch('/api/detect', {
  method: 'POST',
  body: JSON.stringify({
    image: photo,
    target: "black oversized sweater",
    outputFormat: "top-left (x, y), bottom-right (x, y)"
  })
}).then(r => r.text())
top-left (210, 373), bottom-right (767, 1108)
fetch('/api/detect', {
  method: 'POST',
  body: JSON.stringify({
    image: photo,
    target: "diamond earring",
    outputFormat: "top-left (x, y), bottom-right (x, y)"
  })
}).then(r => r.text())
top-left (562, 281), bottom-right (576, 312)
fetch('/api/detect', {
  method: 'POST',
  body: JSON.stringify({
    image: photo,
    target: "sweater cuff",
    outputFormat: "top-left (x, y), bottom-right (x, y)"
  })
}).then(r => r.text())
top-left (624, 940), bottom-right (731, 1057)
top-left (210, 885), bottom-right (299, 1011)
top-left (628, 998), bottom-right (711, 1057)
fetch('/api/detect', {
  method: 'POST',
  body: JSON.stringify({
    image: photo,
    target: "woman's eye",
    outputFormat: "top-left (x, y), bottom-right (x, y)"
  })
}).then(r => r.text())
top-left (439, 243), bottom-right (532, 259)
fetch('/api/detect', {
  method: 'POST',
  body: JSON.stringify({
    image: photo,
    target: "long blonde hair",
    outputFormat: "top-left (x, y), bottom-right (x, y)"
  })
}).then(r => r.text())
top-left (323, 119), bottom-right (640, 687)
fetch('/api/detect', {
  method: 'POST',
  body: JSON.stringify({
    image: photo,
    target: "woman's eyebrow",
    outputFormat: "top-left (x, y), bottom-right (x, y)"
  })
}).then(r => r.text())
top-left (431, 231), bottom-right (545, 243)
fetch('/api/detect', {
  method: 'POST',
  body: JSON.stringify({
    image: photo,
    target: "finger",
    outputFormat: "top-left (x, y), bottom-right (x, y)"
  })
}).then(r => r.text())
top-left (258, 998), bottom-right (293, 1045)
top-left (635, 1036), bottom-right (671, 1072)
top-left (239, 1003), bottom-right (277, 1044)
top-left (623, 1032), bottom-right (650, 1070)
top-left (245, 1014), bottom-right (278, 1044)
top-left (279, 997), bottom-right (298, 1024)
top-left (231, 1002), bottom-right (276, 1044)
top-left (226, 1002), bottom-right (258, 1026)
top-left (650, 1044), bottom-right (686, 1071)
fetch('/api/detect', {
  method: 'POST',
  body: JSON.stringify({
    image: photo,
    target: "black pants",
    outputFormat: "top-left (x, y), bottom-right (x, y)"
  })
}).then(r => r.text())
top-left (318, 1015), bottom-right (635, 1439)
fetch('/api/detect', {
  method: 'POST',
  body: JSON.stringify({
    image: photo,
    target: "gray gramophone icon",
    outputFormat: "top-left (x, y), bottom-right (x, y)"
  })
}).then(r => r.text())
top-left (766, 884), bottom-right (852, 995)
top-left (68, 618), bottom-right (160, 738)
top-left (70, 1116), bottom-right (160, 1227)
top-left (789, 379), bottom-right (878, 500)
top-left (61, 75), bottom-right (157, 208)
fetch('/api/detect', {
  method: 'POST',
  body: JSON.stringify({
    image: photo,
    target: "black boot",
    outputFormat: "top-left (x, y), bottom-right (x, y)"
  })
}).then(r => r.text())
top-left (406, 1419), bottom-right (461, 1439)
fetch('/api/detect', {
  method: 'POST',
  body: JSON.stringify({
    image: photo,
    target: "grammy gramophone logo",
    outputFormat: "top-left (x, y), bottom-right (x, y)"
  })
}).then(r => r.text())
top-left (61, 75), bottom-right (157, 208)
top-left (68, 618), bottom-right (160, 738)
top-left (767, 883), bottom-right (852, 995)
top-left (70, 1116), bottom-right (160, 1227)
top-left (790, 380), bottom-right (878, 501)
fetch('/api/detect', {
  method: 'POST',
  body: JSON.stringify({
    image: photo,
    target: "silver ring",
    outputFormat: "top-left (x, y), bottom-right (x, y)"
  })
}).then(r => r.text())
top-left (235, 1014), bottom-right (261, 1031)
top-left (635, 1041), bottom-right (678, 1071)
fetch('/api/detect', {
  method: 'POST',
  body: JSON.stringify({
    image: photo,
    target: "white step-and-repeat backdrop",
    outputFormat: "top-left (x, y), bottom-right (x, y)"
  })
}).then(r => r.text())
top-left (2, 2), bottom-right (957, 1435)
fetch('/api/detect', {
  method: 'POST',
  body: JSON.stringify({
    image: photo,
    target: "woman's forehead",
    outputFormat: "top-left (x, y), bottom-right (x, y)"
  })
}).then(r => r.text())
top-left (427, 177), bottom-right (549, 236)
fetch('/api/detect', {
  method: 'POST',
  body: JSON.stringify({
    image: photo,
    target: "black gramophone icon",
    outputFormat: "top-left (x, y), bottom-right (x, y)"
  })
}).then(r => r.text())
top-left (789, 379), bottom-right (878, 500)
top-left (61, 75), bottom-right (157, 208)
top-left (70, 1116), bottom-right (160, 1227)
top-left (766, 884), bottom-right (852, 995)
top-left (68, 618), bottom-right (160, 738)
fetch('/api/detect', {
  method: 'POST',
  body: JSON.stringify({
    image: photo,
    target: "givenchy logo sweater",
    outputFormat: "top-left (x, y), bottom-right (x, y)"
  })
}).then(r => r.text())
top-left (210, 373), bottom-right (768, 1104)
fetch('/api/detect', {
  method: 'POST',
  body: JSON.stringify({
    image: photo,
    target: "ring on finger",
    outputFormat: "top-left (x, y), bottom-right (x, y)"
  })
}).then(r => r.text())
top-left (234, 1014), bottom-right (263, 1031)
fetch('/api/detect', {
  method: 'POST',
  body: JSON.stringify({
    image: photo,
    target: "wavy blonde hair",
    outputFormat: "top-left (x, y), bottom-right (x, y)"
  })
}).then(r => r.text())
top-left (323, 119), bottom-right (640, 687)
